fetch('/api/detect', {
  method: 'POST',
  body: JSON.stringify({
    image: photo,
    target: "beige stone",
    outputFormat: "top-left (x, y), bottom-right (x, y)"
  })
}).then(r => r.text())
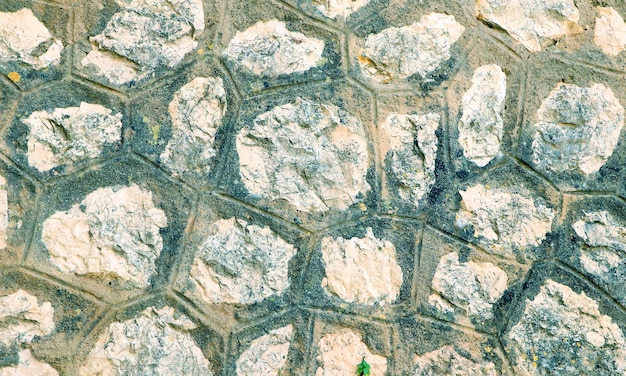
top-left (413, 346), bottom-right (497, 376)
top-left (236, 325), bottom-right (293, 376)
top-left (595, 7), bottom-right (626, 56)
top-left (0, 290), bottom-right (54, 347)
top-left (315, 328), bottom-right (387, 376)
top-left (0, 349), bottom-right (58, 376)
top-left (312, 0), bottom-right (370, 19)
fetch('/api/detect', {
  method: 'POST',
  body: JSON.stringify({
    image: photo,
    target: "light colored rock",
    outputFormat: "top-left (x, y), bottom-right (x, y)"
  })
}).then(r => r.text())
top-left (506, 279), bottom-right (626, 375)
top-left (80, 306), bottom-right (212, 376)
top-left (189, 218), bottom-right (296, 304)
top-left (0, 8), bottom-right (63, 69)
top-left (531, 83), bottom-right (624, 175)
top-left (379, 112), bottom-right (439, 206)
top-left (456, 184), bottom-right (554, 259)
top-left (21, 102), bottom-right (123, 172)
top-left (236, 97), bottom-right (370, 212)
top-left (475, 0), bottom-right (583, 52)
top-left (223, 20), bottom-right (324, 77)
top-left (160, 77), bottom-right (227, 177)
top-left (359, 13), bottom-right (464, 83)
top-left (41, 184), bottom-right (167, 288)
top-left (413, 346), bottom-right (497, 376)
top-left (236, 325), bottom-right (293, 376)
top-left (430, 252), bottom-right (508, 321)
top-left (312, 0), bottom-right (369, 19)
top-left (320, 228), bottom-right (403, 305)
top-left (0, 290), bottom-right (54, 347)
top-left (315, 328), bottom-right (387, 376)
top-left (0, 175), bottom-right (7, 250)
top-left (0, 349), bottom-right (58, 376)
top-left (574, 211), bottom-right (626, 253)
top-left (81, 0), bottom-right (204, 85)
top-left (458, 64), bottom-right (506, 167)
top-left (595, 7), bottom-right (626, 56)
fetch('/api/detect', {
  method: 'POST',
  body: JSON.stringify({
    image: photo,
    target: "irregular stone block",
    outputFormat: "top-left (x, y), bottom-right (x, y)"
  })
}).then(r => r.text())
top-left (315, 328), bottom-right (387, 376)
top-left (0, 349), bottom-right (58, 376)
top-left (413, 345), bottom-right (496, 376)
top-left (0, 175), bottom-right (7, 250)
top-left (311, 0), bottom-right (369, 19)
top-left (236, 325), bottom-right (292, 376)
top-left (594, 7), bottom-right (626, 56)
top-left (0, 290), bottom-right (54, 347)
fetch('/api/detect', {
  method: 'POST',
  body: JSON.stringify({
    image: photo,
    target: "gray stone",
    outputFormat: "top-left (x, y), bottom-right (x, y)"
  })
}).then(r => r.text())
top-left (413, 346), bottom-right (497, 376)
top-left (0, 349), bottom-right (58, 376)
top-left (236, 325), bottom-right (292, 376)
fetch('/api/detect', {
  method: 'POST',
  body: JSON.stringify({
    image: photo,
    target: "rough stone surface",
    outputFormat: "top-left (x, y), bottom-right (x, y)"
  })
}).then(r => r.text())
top-left (380, 112), bottom-right (439, 206)
top-left (475, 0), bottom-right (583, 52)
top-left (0, 349), bottom-right (59, 376)
top-left (235, 325), bottom-right (293, 376)
top-left (312, 0), bottom-right (370, 19)
top-left (236, 97), bottom-right (370, 212)
top-left (80, 306), bottom-right (212, 376)
top-left (506, 280), bottom-right (626, 375)
top-left (223, 20), bottom-right (324, 77)
top-left (189, 218), bottom-right (297, 304)
top-left (0, 8), bottom-right (63, 69)
top-left (595, 7), bottom-right (626, 57)
top-left (315, 328), bottom-right (387, 376)
top-left (458, 64), bottom-right (507, 167)
top-left (413, 346), bottom-right (497, 376)
top-left (21, 102), bottom-right (123, 172)
top-left (359, 13), bottom-right (464, 83)
top-left (531, 83), bottom-right (624, 175)
top-left (0, 290), bottom-right (54, 347)
top-left (0, 175), bottom-right (7, 250)
top-left (41, 184), bottom-right (167, 287)
top-left (160, 76), bottom-right (227, 177)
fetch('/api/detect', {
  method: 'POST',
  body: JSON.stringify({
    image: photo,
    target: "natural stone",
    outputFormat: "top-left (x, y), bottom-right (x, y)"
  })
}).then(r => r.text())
top-left (160, 76), bottom-right (227, 177)
top-left (0, 175), bottom-right (7, 250)
top-left (359, 13), bottom-right (464, 83)
top-left (320, 228), bottom-right (403, 305)
top-left (236, 97), bottom-right (370, 212)
top-left (458, 64), bottom-right (506, 167)
top-left (80, 306), bottom-right (212, 376)
top-left (236, 325), bottom-right (293, 376)
top-left (475, 0), bottom-right (583, 52)
top-left (41, 184), bottom-right (167, 288)
top-left (21, 102), bottom-right (123, 172)
top-left (312, 0), bottom-right (370, 19)
top-left (315, 328), bottom-right (387, 376)
top-left (189, 218), bottom-right (297, 304)
top-left (506, 279), bottom-right (626, 375)
top-left (0, 349), bottom-right (58, 376)
top-left (531, 83), bottom-right (624, 175)
top-left (223, 20), bottom-right (325, 77)
top-left (0, 290), bottom-right (54, 347)
top-left (594, 7), bottom-right (626, 56)
top-left (413, 346), bottom-right (497, 376)
top-left (0, 8), bottom-right (63, 69)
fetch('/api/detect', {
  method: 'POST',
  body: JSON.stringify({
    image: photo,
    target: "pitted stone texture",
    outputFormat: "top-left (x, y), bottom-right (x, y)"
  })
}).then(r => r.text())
top-left (189, 218), bottom-right (296, 304)
top-left (321, 228), bottom-right (402, 306)
top-left (0, 175), bottom-right (7, 250)
top-left (0, 349), bottom-right (58, 376)
top-left (359, 13), bottom-right (464, 83)
top-left (456, 184), bottom-right (554, 259)
top-left (413, 346), bottom-right (497, 376)
top-left (430, 252), bottom-right (507, 322)
top-left (312, 0), bottom-right (370, 19)
top-left (475, 0), bottom-right (582, 52)
top-left (506, 280), bottom-right (626, 375)
top-left (236, 97), bottom-right (370, 212)
top-left (0, 290), bottom-right (54, 347)
top-left (458, 64), bottom-right (506, 167)
top-left (531, 83), bottom-right (624, 176)
top-left (41, 184), bottom-right (167, 288)
top-left (380, 113), bottom-right (439, 206)
top-left (236, 325), bottom-right (293, 376)
top-left (223, 20), bottom-right (324, 77)
top-left (160, 77), bottom-right (226, 177)
top-left (315, 328), bottom-right (387, 376)
top-left (21, 102), bottom-right (123, 172)
top-left (81, 0), bottom-right (204, 85)
top-left (595, 7), bottom-right (626, 56)
top-left (80, 306), bottom-right (212, 376)
top-left (0, 8), bottom-right (63, 69)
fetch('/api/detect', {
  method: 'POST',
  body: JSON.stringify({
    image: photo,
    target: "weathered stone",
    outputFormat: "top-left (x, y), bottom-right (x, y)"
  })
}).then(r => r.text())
top-left (223, 20), bottom-right (324, 77)
top-left (0, 290), bottom-right (54, 347)
top-left (0, 349), bottom-right (58, 376)
top-left (413, 346), bottom-right (497, 376)
top-left (0, 8), bottom-right (63, 69)
top-left (189, 218), bottom-right (297, 304)
top-left (456, 184), bottom-right (554, 259)
top-left (160, 77), bottom-right (227, 177)
top-left (475, 0), bottom-right (583, 52)
top-left (506, 279), bottom-right (626, 375)
top-left (21, 102), bottom-right (123, 172)
top-left (595, 7), bottom-right (626, 56)
top-left (458, 64), bottom-right (506, 167)
top-left (236, 325), bottom-right (293, 376)
top-left (320, 228), bottom-right (402, 305)
top-left (236, 97), bottom-right (370, 212)
top-left (41, 184), bottom-right (167, 288)
top-left (312, 0), bottom-right (369, 19)
top-left (531, 83), bottom-right (624, 175)
top-left (80, 306), bottom-right (212, 376)
top-left (380, 113), bottom-right (439, 206)
top-left (315, 328), bottom-right (387, 376)
top-left (0, 175), bottom-right (7, 250)
top-left (81, 0), bottom-right (204, 85)
top-left (359, 13), bottom-right (464, 83)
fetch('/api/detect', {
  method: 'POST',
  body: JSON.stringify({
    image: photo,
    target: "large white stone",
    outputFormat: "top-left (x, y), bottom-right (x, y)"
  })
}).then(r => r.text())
top-left (236, 97), bottom-right (370, 212)
top-left (413, 346), bottom-right (497, 376)
top-left (531, 83), bottom-right (624, 175)
top-left (312, 0), bottom-right (370, 19)
top-left (359, 13), bottom-right (464, 83)
top-left (160, 77), bottom-right (227, 177)
top-left (315, 328), bottom-right (387, 376)
top-left (236, 325), bottom-right (293, 376)
top-left (0, 290), bottom-right (54, 347)
top-left (189, 218), bottom-right (296, 304)
top-left (41, 184), bottom-right (167, 287)
top-left (223, 20), bottom-right (324, 77)
top-left (22, 102), bottom-right (123, 172)
top-left (458, 65), bottom-right (506, 167)
top-left (0, 349), bottom-right (58, 376)
top-left (595, 7), bottom-right (626, 56)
